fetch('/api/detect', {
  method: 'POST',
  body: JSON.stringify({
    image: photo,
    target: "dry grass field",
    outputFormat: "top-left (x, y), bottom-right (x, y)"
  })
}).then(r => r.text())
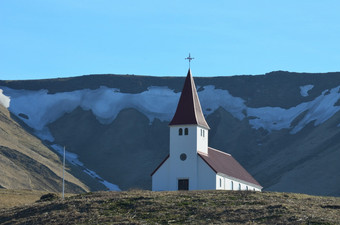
top-left (0, 189), bottom-right (74, 209)
top-left (0, 189), bottom-right (49, 209)
top-left (0, 189), bottom-right (339, 224)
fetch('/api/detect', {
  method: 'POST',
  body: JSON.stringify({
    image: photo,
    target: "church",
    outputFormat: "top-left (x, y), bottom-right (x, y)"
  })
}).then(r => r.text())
top-left (151, 69), bottom-right (262, 191)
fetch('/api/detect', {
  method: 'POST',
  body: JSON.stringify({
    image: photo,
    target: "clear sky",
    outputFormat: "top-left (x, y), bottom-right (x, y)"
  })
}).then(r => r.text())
top-left (1, 0), bottom-right (340, 80)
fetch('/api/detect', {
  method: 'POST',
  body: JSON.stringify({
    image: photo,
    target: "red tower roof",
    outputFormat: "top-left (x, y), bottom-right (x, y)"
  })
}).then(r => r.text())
top-left (169, 69), bottom-right (210, 129)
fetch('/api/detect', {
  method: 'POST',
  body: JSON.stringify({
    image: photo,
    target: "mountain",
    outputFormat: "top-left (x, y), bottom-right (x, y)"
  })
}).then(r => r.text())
top-left (1, 70), bottom-right (340, 196)
top-left (0, 104), bottom-right (105, 192)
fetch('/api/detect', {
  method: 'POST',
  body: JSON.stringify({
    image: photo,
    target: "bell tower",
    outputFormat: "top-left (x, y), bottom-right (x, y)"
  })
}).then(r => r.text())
top-left (167, 68), bottom-right (210, 190)
top-left (169, 68), bottom-right (210, 154)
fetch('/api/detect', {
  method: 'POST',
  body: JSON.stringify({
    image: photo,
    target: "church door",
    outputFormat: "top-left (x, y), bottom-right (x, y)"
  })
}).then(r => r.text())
top-left (178, 179), bottom-right (189, 190)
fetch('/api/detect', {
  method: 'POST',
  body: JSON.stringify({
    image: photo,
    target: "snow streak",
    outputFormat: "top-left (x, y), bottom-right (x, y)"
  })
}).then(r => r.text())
top-left (51, 144), bottom-right (120, 191)
top-left (0, 89), bottom-right (10, 108)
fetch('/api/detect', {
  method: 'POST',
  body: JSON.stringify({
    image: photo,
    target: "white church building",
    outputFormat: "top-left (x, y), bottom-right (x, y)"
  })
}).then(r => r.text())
top-left (151, 69), bottom-right (262, 191)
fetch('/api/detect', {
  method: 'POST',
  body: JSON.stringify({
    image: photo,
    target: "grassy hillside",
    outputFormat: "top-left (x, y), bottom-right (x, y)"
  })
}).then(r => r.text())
top-left (0, 189), bottom-right (49, 209)
top-left (0, 189), bottom-right (74, 209)
top-left (0, 190), bottom-right (339, 224)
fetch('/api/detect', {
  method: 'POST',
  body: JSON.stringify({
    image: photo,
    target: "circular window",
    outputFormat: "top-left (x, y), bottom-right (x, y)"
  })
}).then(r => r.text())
top-left (180, 153), bottom-right (187, 161)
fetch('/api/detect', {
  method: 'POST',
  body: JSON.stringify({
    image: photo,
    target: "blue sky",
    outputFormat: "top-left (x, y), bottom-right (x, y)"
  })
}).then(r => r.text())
top-left (1, 1), bottom-right (340, 80)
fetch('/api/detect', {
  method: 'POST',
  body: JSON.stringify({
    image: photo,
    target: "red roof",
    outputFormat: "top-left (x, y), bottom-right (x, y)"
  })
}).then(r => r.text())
top-left (198, 147), bottom-right (262, 187)
top-left (169, 69), bottom-right (210, 129)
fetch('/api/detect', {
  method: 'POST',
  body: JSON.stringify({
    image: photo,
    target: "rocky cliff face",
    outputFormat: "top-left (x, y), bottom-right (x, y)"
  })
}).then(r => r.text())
top-left (1, 71), bottom-right (340, 196)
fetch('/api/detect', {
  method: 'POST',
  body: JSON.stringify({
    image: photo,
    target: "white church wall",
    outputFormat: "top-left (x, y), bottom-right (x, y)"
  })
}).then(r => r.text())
top-left (197, 156), bottom-right (216, 190)
top-left (216, 174), bottom-right (239, 190)
top-left (224, 177), bottom-right (236, 190)
top-left (168, 156), bottom-right (198, 191)
top-left (196, 126), bottom-right (208, 154)
top-left (169, 125), bottom-right (199, 190)
top-left (216, 173), bottom-right (262, 191)
top-left (169, 125), bottom-right (198, 158)
top-left (216, 174), bottom-right (225, 190)
top-left (152, 158), bottom-right (170, 191)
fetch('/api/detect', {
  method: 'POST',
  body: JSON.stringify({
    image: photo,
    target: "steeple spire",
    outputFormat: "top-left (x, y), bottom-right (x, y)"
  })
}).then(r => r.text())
top-left (169, 69), bottom-right (210, 129)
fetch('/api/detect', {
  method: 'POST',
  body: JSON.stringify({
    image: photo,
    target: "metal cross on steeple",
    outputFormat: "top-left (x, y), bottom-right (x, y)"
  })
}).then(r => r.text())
top-left (185, 53), bottom-right (194, 68)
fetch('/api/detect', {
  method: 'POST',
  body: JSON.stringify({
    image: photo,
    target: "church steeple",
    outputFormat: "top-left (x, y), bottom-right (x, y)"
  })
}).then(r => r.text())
top-left (169, 69), bottom-right (210, 129)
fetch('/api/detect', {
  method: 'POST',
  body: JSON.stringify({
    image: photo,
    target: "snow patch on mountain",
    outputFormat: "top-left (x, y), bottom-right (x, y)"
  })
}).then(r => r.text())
top-left (291, 88), bottom-right (340, 133)
top-left (199, 86), bottom-right (246, 120)
top-left (300, 85), bottom-right (314, 97)
top-left (51, 144), bottom-right (120, 191)
top-left (0, 89), bottom-right (10, 108)
top-left (2, 84), bottom-right (340, 137)
top-left (247, 106), bottom-right (303, 131)
top-left (247, 86), bottom-right (340, 133)
top-left (0, 86), bottom-right (179, 140)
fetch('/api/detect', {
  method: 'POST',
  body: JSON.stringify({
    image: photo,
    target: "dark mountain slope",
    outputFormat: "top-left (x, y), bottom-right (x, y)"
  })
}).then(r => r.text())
top-left (48, 107), bottom-right (169, 190)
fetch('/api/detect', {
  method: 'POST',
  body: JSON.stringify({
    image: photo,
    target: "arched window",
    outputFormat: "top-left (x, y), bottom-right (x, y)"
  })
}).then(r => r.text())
top-left (238, 183), bottom-right (241, 190)
top-left (179, 128), bottom-right (183, 136)
top-left (246, 186), bottom-right (248, 191)
top-left (231, 181), bottom-right (233, 190)
top-left (184, 128), bottom-right (188, 135)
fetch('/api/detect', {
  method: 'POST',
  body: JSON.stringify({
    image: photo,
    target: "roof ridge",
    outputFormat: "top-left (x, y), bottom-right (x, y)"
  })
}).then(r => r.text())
top-left (208, 147), bottom-right (231, 156)
top-left (189, 70), bottom-right (200, 127)
top-left (189, 69), bottom-right (208, 129)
